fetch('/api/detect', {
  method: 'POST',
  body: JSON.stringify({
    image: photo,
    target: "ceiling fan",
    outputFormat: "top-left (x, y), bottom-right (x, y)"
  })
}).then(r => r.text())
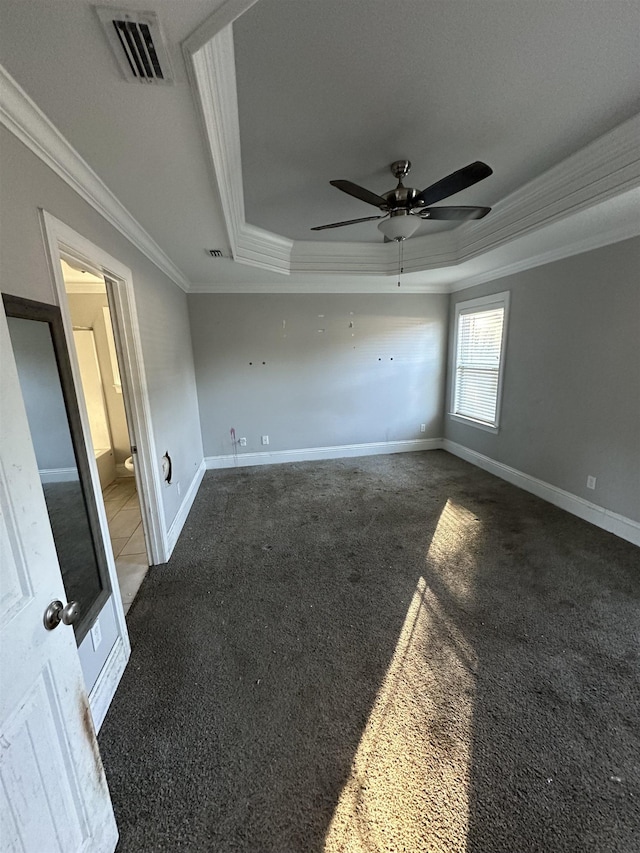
top-left (311, 160), bottom-right (493, 241)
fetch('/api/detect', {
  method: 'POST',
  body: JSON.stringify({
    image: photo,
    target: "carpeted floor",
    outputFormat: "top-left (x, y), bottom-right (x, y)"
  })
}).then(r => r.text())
top-left (98, 451), bottom-right (640, 852)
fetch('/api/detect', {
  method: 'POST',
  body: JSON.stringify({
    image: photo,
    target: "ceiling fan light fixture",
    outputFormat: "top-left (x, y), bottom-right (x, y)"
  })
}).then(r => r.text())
top-left (378, 214), bottom-right (420, 242)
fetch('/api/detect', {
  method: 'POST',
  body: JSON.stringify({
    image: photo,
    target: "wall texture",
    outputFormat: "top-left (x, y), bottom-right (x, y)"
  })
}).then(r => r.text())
top-left (188, 293), bottom-right (448, 458)
top-left (446, 237), bottom-right (640, 521)
top-left (0, 127), bottom-right (203, 530)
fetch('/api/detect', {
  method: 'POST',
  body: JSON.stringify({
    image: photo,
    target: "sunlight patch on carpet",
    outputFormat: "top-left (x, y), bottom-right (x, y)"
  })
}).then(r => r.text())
top-left (324, 516), bottom-right (479, 853)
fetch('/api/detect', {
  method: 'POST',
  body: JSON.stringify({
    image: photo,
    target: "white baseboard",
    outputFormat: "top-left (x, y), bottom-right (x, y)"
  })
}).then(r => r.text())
top-left (205, 438), bottom-right (444, 470)
top-left (166, 460), bottom-right (206, 557)
top-left (443, 440), bottom-right (640, 547)
top-left (39, 467), bottom-right (78, 483)
top-left (88, 635), bottom-right (129, 734)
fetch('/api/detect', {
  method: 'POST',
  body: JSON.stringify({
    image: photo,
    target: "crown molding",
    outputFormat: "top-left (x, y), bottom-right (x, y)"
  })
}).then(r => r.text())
top-left (187, 187), bottom-right (640, 294)
top-left (455, 112), bottom-right (640, 263)
top-left (450, 212), bottom-right (640, 292)
top-left (289, 231), bottom-right (459, 276)
top-left (236, 223), bottom-right (293, 274)
top-left (188, 23), bottom-right (640, 284)
top-left (0, 64), bottom-right (190, 293)
top-left (183, 0), bottom-right (260, 55)
top-left (190, 29), bottom-right (245, 260)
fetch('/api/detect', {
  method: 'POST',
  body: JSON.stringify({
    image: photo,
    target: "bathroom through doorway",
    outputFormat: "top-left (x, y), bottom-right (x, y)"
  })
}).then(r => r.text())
top-left (62, 258), bottom-right (149, 613)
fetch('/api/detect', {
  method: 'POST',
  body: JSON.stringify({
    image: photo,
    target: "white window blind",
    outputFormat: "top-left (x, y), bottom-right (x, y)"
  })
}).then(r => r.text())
top-left (454, 305), bottom-right (505, 426)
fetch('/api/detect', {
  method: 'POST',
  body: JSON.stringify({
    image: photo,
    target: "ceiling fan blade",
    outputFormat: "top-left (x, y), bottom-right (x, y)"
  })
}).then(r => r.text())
top-left (330, 180), bottom-right (388, 209)
top-left (415, 162), bottom-right (493, 207)
top-left (419, 205), bottom-right (491, 221)
top-left (311, 214), bottom-right (386, 231)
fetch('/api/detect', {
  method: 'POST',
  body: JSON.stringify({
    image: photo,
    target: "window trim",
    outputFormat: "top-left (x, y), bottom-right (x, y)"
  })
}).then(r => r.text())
top-left (449, 290), bottom-right (510, 432)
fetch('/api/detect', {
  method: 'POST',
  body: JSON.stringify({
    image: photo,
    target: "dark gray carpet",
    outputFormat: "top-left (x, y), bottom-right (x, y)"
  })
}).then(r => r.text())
top-left (98, 451), bottom-right (640, 852)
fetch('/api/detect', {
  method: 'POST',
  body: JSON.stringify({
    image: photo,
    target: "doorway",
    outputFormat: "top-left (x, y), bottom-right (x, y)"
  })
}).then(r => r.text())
top-left (61, 258), bottom-right (149, 613)
top-left (38, 210), bottom-right (169, 727)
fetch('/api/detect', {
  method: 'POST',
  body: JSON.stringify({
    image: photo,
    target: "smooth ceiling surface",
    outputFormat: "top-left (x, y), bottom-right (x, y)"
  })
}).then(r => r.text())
top-left (234, 0), bottom-right (640, 242)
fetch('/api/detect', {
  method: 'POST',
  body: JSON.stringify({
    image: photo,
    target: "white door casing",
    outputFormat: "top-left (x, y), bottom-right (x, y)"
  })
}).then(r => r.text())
top-left (0, 307), bottom-right (118, 852)
top-left (41, 209), bottom-right (168, 568)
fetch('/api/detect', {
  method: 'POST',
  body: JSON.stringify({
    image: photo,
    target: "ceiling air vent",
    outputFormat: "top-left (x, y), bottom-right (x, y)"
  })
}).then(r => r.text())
top-left (96, 6), bottom-right (174, 84)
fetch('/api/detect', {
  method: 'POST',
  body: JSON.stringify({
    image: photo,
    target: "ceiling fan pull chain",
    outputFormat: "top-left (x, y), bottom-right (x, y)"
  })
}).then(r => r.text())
top-left (398, 238), bottom-right (404, 288)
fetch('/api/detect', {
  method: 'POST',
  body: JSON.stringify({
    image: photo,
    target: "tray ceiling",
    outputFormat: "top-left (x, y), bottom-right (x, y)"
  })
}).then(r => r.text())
top-left (1, 0), bottom-right (639, 289)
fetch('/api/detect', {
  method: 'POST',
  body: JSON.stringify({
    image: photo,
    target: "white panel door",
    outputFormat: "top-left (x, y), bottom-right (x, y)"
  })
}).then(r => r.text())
top-left (0, 308), bottom-right (118, 852)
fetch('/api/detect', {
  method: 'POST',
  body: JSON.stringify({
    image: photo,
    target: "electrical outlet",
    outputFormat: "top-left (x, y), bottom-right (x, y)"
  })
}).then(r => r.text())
top-left (261, 435), bottom-right (269, 445)
top-left (90, 619), bottom-right (102, 652)
top-left (420, 423), bottom-right (426, 433)
top-left (586, 475), bottom-right (596, 490)
top-left (239, 437), bottom-right (247, 447)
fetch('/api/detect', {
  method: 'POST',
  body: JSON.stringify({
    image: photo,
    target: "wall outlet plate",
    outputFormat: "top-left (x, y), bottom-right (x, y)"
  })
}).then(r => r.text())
top-left (239, 437), bottom-right (247, 447)
top-left (420, 423), bottom-right (426, 433)
top-left (261, 435), bottom-right (269, 445)
top-left (91, 619), bottom-right (102, 652)
top-left (587, 475), bottom-right (597, 490)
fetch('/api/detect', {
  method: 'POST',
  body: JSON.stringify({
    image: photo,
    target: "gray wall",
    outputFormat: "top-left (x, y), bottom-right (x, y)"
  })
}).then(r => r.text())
top-left (188, 293), bottom-right (448, 458)
top-left (445, 237), bottom-right (640, 521)
top-left (7, 316), bottom-right (76, 473)
top-left (0, 126), bottom-right (203, 529)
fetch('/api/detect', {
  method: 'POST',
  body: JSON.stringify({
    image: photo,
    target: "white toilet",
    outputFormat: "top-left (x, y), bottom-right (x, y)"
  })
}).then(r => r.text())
top-left (124, 456), bottom-right (134, 473)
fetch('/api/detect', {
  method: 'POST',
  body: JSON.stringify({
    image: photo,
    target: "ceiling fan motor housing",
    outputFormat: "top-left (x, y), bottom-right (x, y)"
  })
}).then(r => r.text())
top-left (383, 186), bottom-right (422, 215)
top-left (385, 160), bottom-right (425, 214)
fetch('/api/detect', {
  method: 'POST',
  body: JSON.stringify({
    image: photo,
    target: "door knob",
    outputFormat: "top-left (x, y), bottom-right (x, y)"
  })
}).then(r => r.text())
top-left (44, 599), bottom-right (81, 630)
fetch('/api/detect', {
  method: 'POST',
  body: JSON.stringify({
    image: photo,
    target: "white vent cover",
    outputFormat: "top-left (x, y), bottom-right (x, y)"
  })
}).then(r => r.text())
top-left (96, 6), bottom-right (174, 84)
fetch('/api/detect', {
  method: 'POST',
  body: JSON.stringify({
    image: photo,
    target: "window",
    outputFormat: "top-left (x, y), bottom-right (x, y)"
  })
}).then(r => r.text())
top-left (450, 292), bottom-right (509, 431)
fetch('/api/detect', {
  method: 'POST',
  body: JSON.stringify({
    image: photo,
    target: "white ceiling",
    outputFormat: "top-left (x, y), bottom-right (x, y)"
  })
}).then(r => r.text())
top-left (1, 0), bottom-right (639, 289)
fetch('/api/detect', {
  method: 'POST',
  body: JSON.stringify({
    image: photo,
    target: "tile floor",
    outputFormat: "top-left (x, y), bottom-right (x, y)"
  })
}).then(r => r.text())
top-left (102, 477), bottom-right (149, 615)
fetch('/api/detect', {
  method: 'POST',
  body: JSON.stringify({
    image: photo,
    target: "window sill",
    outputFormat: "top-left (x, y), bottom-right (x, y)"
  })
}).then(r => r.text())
top-left (448, 413), bottom-right (499, 434)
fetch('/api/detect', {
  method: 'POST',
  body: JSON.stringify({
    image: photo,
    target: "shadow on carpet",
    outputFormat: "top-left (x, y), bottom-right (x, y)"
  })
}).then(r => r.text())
top-left (98, 451), bottom-right (640, 852)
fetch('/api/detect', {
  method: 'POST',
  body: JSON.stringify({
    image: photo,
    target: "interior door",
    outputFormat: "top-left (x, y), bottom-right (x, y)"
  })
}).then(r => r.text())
top-left (0, 304), bottom-right (118, 851)
top-left (3, 294), bottom-right (129, 726)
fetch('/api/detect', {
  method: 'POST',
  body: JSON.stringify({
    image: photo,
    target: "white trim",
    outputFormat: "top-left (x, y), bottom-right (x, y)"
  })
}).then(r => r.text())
top-left (88, 636), bottom-right (129, 734)
top-left (0, 64), bottom-right (189, 292)
top-left (40, 211), bottom-right (169, 569)
top-left (443, 440), bottom-right (640, 548)
top-left (182, 0), bottom-right (260, 55)
top-left (186, 23), bottom-right (640, 281)
top-left (166, 460), bottom-right (206, 556)
top-left (205, 438), bottom-right (443, 469)
top-left (38, 467), bottom-right (78, 483)
top-left (455, 113), bottom-right (640, 264)
top-left (448, 415), bottom-right (499, 434)
top-left (449, 197), bottom-right (640, 292)
top-left (104, 276), bottom-right (168, 564)
top-left (450, 291), bottom-right (510, 430)
top-left (3, 54), bottom-right (639, 292)
top-left (189, 29), bottom-right (245, 261)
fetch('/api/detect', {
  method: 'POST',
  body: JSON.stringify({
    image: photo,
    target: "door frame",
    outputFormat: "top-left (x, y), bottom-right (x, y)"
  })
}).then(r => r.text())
top-left (41, 211), bottom-right (168, 566)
